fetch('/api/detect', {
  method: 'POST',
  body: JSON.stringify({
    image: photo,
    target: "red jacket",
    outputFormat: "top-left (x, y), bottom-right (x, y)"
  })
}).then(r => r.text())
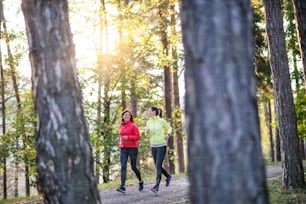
top-left (119, 121), bottom-right (140, 148)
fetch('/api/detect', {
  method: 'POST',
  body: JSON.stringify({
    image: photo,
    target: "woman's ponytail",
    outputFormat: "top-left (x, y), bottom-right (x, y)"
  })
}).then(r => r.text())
top-left (158, 108), bottom-right (163, 118)
top-left (151, 106), bottom-right (162, 117)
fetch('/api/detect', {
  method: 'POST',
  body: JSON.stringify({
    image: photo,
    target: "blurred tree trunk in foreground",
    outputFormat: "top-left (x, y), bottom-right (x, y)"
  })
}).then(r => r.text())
top-left (21, 1), bottom-right (101, 203)
top-left (181, 0), bottom-right (269, 203)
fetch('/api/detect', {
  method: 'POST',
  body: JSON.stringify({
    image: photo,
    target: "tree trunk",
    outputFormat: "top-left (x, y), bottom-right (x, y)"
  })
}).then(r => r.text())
top-left (102, 86), bottom-right (112, 183)
top-left (21, 1), bottom-right (101, 203)
top-left (99, 0), bottom-right (112, 184)
top-left (292, 44), bottom-right (305, 161)
top-left (291, 0), bottom-right (306, 90)
top-left (130, 81), bottom-right (137, 117)
top-left (264, 100), bottom-right (274, 162)
top-left (0, 5), bottom-right (7, 197)
top-left (159, 0), bottom-right (175, 174)
top-left (170, 0), bottom-right (185, 174)
top-left (117, 0), bottom-right (127, 111)
top-left (263, 0), bottom-right (304, 188)
top-left (3, 20), bottom-right (32, 197)
top-left (181, 0), bottom-right (269, 203)
top-left (95, 0), bottom-right (105, 184)
top-left (274, 126), bottom-right (281, 162)
top-left (95, 75), bottom-right (102, 184)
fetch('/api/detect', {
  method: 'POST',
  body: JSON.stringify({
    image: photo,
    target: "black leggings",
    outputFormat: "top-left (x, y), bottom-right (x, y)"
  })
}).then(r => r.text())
top-left (120, 148), bottom-right (142, 186)
top-left (151, 146), bottom-right (170, 186)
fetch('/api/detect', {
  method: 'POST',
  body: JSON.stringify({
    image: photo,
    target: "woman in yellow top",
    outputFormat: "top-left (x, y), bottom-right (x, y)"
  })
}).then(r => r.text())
top-left (146, 106), bottom-right (172, 193)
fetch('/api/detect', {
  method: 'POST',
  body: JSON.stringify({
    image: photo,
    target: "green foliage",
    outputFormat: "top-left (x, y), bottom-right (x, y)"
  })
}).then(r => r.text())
top-left (73, 0), bottom-right (185, 183)
top-left (283, 1), bottom-right (298, 51)
top-left (295, 89), bottom-right (306, 140)
top-left (252, 1), bottom-right (273, 95)
top-left (0, 90), bottom-right (38, 186)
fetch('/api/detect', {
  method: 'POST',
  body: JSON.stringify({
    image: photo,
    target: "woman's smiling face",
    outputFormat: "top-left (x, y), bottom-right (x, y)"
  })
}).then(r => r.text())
top-left (123, 112), bottom-right (131, 122)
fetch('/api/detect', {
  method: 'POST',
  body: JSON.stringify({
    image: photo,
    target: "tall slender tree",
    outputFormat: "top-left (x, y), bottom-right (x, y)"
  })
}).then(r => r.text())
top-left (273, 104), bottom-right (281, 162)
top-left (263, 0), bottom-right (304, 188)
top-left (21, 1), bottom-right (101, 203)
top-left (252, 1), bottom-right (275, 163)
top-left (170, 0), bottom-right (185, 173)
top-left (158, 0), bottom-right (175, 174)
top-left (283, 0), bottom-right (305, 160)
top-left (94, 0), bottom-right (105, 185)
top-left (117, 0), bottom-right (127, 111)
top-left (264, 100), bottom-right (274, 161)
top-left (181, 0), bottom-right (269, 203)
top-left (99, 0), bottom-right (113, 183)
top-left (0, 1), bottom-right (7, 197)
top-left (0, 48), bottom-right (6, 200)
top-left (1, 5), bottom-right (32, 196)
top-left (291, 0), bottom-right (306, 89)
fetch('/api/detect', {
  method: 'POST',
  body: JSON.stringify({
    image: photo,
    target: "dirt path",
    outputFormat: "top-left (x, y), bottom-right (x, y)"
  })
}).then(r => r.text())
top-left (99, 165), bottom-right (284, 204)
top-left (100, 177), bottom-right (189, 204)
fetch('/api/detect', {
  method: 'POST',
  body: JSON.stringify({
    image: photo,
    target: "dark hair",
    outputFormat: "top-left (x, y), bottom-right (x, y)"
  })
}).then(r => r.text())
top-left (121, 110), bottom-right (134, 123)
top-left (151, 106), bottom-right (162, 117)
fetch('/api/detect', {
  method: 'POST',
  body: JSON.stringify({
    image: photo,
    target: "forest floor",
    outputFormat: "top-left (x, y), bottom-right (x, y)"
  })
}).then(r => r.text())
top-left (10, 163), bottom-right (304, 204)
top-left (99, 164), bottom-right (287, 204)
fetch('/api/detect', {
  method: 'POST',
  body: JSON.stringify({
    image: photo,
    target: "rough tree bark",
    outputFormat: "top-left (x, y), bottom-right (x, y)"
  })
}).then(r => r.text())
top-left (21, 1), bottom-right (101, 203)
top-left (181, 0), bottom-right (269, 203)
top-left (291, 0), bottom-right (306, 90)
top-left (263, 0), bottom-right (304, 188)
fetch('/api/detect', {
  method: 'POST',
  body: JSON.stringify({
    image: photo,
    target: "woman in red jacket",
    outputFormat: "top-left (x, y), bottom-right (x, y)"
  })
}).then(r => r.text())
top-left (116, 110), bottom-right (144, 193)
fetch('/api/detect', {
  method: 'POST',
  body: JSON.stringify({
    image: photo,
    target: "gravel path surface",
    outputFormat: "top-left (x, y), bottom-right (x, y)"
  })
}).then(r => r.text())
top-left (100, 177), bottom-right (189, 204)
top-left (99, 165), bottom-right (285, 204)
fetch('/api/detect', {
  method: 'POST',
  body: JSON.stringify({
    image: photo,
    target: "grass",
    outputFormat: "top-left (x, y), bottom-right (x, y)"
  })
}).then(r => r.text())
top-left (265, 160), bottom-right (282, 166)
top-left (268, 175), bottom-right (306, 204)
top-left (0, 196), bottom-right (42, 204)
top-left (266, 162), bottom-right (306, 204)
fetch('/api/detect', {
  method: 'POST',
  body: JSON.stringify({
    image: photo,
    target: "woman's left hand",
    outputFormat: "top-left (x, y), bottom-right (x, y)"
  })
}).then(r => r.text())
top-left (165, 134), bottom-right (170, 140)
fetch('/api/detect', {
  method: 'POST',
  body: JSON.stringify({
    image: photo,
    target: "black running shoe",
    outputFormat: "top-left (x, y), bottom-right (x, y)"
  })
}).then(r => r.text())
top-left (139, 181), bottom-right (144, 191)
top-left (166, 175), bottom-right (172, 187)
top-left (116, 185), bottom-right (126, 193)
top-left (151, 185), bottom-right (159, 193)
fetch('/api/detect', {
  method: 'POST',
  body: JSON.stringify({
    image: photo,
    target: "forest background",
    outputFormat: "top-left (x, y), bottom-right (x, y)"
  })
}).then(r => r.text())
top-left (0, 0), bottom-right (305, 199)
